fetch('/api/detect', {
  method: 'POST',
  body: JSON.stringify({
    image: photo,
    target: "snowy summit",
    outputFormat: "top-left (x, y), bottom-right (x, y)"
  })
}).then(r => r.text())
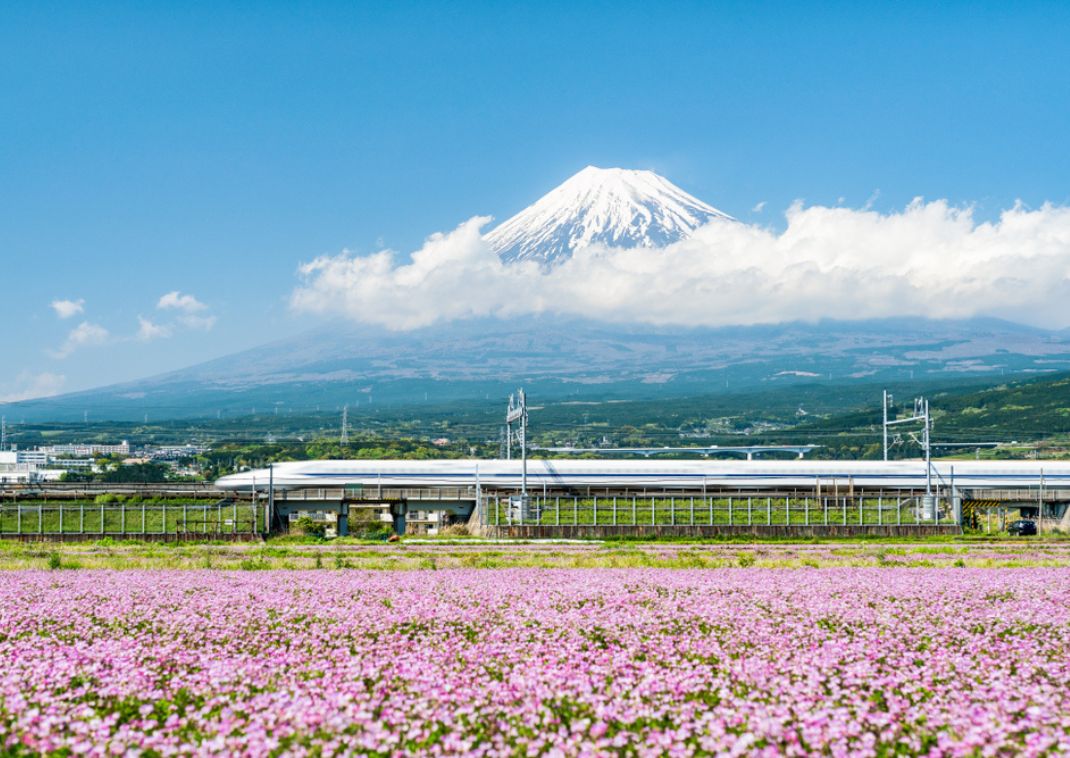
top-left (486, 166), bottom-right (733, 266)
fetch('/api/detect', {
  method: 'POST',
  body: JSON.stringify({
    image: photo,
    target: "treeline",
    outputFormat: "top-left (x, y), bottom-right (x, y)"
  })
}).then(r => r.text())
top-left (197, 434), bottom-right (472, 480)
top-left (61, 462), bottom-right (177, 483)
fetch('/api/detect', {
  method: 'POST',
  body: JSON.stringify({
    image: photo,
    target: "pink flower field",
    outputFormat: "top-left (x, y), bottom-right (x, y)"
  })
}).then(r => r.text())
top-left (1, 569), bottom-right (1068, 756)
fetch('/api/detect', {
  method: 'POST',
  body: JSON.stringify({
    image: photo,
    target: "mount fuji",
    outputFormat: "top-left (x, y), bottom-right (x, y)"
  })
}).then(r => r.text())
top-left (486, 166), bottom-right (733, 265)
top-left (7, 167), bottom-right (1070, 421)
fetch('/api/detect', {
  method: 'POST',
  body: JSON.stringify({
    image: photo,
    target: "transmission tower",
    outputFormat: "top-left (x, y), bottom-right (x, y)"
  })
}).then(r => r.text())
top-left (340, 405), bottom-right (349, 446)
top-left (506, 389), bottom-right (528, 498)
top-left (883, 395), bottom-right (931, 493)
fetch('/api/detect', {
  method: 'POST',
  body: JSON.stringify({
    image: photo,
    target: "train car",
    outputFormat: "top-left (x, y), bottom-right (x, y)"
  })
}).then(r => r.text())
top-left (215, 458), bottom-right (1070, 493)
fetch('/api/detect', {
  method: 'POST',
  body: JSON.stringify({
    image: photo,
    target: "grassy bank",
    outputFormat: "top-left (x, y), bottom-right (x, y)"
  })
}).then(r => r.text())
top-left (3, 538), bottom-right (1070, 571)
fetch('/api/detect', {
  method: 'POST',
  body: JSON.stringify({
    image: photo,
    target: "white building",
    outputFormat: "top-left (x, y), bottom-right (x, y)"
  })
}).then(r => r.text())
top-left (43, 440), bottom-right (130, 457)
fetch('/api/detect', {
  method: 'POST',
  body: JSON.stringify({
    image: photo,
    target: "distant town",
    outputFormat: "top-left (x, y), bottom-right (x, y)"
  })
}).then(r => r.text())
top-left (0, 440), bottom-right (207, 484)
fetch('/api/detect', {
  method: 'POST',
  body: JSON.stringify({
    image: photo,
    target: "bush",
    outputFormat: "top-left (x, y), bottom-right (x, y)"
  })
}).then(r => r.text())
top-left (47, 552), bottom-right (62, 570)
top-left (239, 552), bottom-right (270, 571)
top-left (293, 516), bottom-right (328, 539)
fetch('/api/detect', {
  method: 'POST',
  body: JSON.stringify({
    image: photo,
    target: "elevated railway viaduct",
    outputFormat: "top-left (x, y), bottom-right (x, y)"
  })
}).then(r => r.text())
top-left (3, 459), bottom-right (1067, 538)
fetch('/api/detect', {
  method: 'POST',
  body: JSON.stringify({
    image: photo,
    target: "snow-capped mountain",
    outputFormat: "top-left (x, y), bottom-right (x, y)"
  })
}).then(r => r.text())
top-left (486, 166), bottom-right (733, 265)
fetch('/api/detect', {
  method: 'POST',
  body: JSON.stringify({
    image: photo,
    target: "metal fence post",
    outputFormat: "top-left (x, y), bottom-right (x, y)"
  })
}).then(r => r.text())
top-left (729, 497), bottom-right (733, 526)
top-left (613, 496), bottom-right (617, 526)
top-left (632, 495), bottom-right (637, 525)
top-left (690, 496), bottom-right (695, 525)
top-left (593, 496), bottom-right (598, 525)
top-left (59, 503), bottom-right (63, 535)
top-left (804, 497), bottom-right (809, 526)
top-left (748, 497), bottom-right (752, 525)
top-left (670, 496), bottom-right (675, 526)
top-left (766, 497), bottom-right (771, 525)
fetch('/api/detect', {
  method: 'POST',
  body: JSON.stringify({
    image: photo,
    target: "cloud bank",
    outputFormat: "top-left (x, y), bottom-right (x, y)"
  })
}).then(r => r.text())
top-left (291, 199), bottom-right (1070, 331)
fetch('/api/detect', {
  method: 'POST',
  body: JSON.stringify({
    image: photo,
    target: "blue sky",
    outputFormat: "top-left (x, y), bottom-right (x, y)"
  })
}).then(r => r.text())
top-left (2, 1), bottom-right (1069, 400)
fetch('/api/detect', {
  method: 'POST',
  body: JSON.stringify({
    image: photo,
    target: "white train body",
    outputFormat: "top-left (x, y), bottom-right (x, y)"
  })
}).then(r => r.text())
top-left (215, 459), bottom-right (1070, 493)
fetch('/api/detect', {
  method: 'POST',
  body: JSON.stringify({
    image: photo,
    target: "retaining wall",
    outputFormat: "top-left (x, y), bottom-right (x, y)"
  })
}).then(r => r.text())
top-left (0, 532), bottom-right (263, 543)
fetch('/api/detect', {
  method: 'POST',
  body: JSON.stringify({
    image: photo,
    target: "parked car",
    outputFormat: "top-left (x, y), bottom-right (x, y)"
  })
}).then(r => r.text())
top-left (1008, 519), bottom-right (1037, 536)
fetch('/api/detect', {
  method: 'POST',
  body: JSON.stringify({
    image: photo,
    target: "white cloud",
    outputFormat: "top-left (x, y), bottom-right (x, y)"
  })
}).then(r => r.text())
top-left (50, 298), bottom-right (85, 319)
top-left (290, 199), bottom-right (1070, 331)
top-left (751, 201), bottom-right (766, 213)
top-left (157, 291), bottom-right (208, 313)
top-left (0, 371), bottom-right (66, 403)
top-left (178, 314), bottom-right (217, 331)
top-left (50, 321), bottom-right (110, 358)
top-left (136, 316), bottom-right (171, 341)
top-left (150, 292), bottom-right (216, 334)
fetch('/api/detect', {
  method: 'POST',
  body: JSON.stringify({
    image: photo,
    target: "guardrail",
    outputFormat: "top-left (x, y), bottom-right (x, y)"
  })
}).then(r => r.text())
top-left (481, 492), bottom-right (955, 528)
top-left (0, 500), bottom-right (263, 537)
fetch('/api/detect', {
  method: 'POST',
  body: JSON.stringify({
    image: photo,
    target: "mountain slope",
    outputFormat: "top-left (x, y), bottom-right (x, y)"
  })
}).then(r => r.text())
top-left (485, 166), bottom-right (733, 265)
top-left (6, 317), bottom-right (1070, 422)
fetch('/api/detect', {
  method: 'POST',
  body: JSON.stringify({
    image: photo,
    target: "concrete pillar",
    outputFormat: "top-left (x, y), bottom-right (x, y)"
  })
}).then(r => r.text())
top-left (390, 500), bottom-right (408, 536)
top-left (337, 500), bottom-right (349, 537)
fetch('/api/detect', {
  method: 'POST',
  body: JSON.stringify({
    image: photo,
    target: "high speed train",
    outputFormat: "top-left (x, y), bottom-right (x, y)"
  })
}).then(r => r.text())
top-left (214, 458), bottom-right (1070, 493)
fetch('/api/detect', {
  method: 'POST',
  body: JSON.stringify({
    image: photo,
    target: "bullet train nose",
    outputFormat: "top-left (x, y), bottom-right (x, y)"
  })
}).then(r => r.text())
top-left (215, 473), bottom-right (249, 491)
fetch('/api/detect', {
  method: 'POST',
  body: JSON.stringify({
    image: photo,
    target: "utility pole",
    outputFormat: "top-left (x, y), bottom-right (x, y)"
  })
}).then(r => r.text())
top-left (267, 463), bottom-right (275, 535)
top-left (882, 390), bottom-right (890, 461)
top-left (521, 391), bottom-right (528, 499)
top-left (922, 397), bottom-right (931, 497)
